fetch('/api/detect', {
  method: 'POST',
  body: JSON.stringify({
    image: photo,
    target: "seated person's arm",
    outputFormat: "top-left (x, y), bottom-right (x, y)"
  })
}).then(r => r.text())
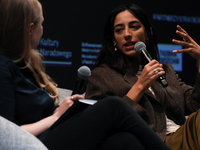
top-left (21, 94), bottom-right (83, 136)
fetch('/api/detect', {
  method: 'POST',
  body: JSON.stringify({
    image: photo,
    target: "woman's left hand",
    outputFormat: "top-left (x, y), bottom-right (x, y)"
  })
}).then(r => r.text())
top-left (172, 25), bottom-right (200, 60)
top-left (53, 94), bottom-right (84, 120)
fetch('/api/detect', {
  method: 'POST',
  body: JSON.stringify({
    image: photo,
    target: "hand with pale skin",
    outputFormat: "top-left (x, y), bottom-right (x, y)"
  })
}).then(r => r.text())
top-left (127, 60), bottom-right (165, 103)
top-left (172, 25), bottom-right (200, 72)
top-left (21, 94), bottom-right (84, 137)
top-left (53, 94), bottom-right (84, 120)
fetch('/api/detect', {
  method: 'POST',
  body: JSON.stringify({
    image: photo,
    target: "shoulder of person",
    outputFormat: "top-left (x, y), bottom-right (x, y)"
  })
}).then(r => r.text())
top-left (0, 55), bottom-right (18, 70)
top-left (0, 55), bottom-right (21, 77)
top-left (92, 64), bottom-right (110, 72)
top-left (92, 63), bottom-right (122, 75)
top-left (163, 63), bottom-right (174, 71)
top-left (0, 55), bottom-right (13, 65)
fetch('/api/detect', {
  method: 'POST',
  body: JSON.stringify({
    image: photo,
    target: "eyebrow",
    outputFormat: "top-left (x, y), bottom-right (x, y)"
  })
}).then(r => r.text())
top-left (114, 20), bottom-right (140, 28)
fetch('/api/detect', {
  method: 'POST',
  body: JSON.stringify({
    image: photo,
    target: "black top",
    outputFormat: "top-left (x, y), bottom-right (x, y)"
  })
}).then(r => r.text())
top-left (0, 55), bottom-right (57, 141)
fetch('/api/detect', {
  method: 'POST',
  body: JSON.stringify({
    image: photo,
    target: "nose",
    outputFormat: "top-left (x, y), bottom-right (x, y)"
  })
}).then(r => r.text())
top-left (124, 28), bottom-right (132, 41)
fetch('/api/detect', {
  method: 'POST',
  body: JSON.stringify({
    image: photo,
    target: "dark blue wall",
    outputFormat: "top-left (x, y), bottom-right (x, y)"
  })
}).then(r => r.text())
top-left (38, 0), bottom-right (200, 90)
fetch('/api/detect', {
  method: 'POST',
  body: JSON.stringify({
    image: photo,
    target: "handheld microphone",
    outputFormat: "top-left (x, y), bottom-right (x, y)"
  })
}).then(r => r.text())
top-left (134, 42), bottom-right (168, 87)
top-left (71, 66), bottom-right (91, 95)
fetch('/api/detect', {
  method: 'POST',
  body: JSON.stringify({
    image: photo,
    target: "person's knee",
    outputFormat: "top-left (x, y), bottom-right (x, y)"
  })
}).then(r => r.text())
top-left (100, 96), bottom-right (127, 107)
top-left (98, 96), bottom-right (133, 115)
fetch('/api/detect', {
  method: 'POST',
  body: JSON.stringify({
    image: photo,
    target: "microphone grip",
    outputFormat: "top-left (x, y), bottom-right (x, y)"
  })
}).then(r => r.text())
top-left (140, 50), bottom-right (168, 87)
top-left (71, 78), bottom-right (87, 95)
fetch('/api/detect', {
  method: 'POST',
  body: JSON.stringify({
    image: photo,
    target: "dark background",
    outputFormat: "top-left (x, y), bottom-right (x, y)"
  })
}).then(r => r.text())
top-left (38, 0), bottom-right (200, 90)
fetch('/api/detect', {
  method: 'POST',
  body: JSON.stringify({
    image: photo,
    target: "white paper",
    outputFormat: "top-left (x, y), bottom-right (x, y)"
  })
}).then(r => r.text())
top-left (78, 99), bottom-right (97, 105)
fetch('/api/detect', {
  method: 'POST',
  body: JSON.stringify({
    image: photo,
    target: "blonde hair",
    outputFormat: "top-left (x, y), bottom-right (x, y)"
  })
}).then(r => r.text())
top-left (0, 0), bottom-right (60, 105)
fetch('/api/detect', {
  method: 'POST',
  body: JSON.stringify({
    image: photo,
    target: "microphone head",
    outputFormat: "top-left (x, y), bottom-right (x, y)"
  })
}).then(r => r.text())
top-left (134, 42), bottom-right (146, 54)
top-left (77, 66), bottom-right (91, 80)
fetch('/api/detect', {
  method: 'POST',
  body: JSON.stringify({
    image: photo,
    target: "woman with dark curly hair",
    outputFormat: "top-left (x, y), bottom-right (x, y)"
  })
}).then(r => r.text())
top-left (86, 3), bottom-right (200, 150)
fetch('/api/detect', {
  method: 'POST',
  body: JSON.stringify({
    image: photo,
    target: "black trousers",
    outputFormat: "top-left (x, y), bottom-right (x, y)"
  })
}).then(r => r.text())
top-left (44, 96), bottom-right (170, 150)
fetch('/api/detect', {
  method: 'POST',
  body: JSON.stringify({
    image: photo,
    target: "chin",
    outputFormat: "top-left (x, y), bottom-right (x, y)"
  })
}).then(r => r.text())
top-left (127, 52), bottom-right (141, 59)
top-left (31, 44), bottom-right (37, 49)
top-left (125, 51), bottom-right (138, 57)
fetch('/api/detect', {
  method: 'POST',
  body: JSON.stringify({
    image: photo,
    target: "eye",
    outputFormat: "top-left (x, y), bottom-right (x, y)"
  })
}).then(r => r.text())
top-left (131, 25), bottom-right (140, 30)
top-left (115, 27), bottom-right (124, 33)
top-left (115, 28), bottom-right (122, 33)
top-left (131, 25), bottom-right (136, 28)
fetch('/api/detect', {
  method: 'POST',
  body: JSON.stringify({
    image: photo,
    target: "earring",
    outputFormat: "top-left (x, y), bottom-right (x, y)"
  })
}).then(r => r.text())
top-left (114, 43), bottom-right (117, 51)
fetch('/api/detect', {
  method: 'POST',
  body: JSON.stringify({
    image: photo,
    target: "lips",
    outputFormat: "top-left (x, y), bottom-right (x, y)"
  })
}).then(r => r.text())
top-left (124, 42), bottom-right (136, 50)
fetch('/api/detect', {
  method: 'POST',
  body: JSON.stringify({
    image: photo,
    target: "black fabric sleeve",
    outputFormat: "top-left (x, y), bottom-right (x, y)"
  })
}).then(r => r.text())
top-left (0, 60), bottom-right (16, 123)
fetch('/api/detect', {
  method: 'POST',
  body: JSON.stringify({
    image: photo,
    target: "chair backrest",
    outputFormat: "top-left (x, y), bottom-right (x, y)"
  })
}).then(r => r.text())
top-left (0, 116), bottom-right (48, 150)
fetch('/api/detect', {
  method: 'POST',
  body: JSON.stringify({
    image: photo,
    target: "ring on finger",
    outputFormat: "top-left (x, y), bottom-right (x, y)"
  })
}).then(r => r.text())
top-left (71, 96), bottom-right (74, 100)
top-left (154, 69), bottom-right (158, 74)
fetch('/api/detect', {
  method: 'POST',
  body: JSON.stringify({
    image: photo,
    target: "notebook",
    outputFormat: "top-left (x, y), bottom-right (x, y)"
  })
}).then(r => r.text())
top-left (50, 99), bottom-right (97, 130)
